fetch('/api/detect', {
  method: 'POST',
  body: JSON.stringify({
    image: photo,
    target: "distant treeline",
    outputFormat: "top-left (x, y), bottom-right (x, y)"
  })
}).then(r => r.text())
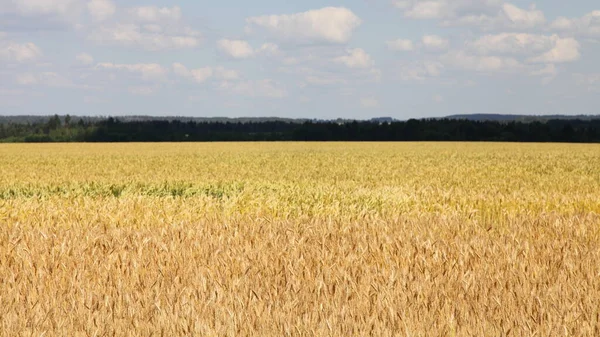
top-left (1, 115), bottom-right (600, 143)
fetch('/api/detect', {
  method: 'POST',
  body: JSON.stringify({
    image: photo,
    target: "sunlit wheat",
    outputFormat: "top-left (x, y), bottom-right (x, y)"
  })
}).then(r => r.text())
top-left (1, 142), bottom-right (599, 336)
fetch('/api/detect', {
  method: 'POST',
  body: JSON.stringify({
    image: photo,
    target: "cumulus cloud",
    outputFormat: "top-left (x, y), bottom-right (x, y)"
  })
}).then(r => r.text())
top-left (214, 66), bottom-right (240, 81)
top-left (0, 0), bottom-right (84, 29)
top-left (440, 50), bottom-right (522, 72)
top-left (394, 0), bottom-right (448, 19)
top-left (127, 6), bottom-right (182, 22)
top-left (172, 63), bottom-right (212, 83)
top-left (394, 0), bottom-right (499, 19)
top-left (550, 11), bottom-right (600, 38)
top-left (172, 62), bottom-right (190, 77)
top-left (0, 40), bottom-right (42, 63)
top-left (96, 62), bottom-right (168, 80)
top-left (76, 52), bottom-right (94, 65)
top-left (334, 48), bottom-right (374, 68)
top-left (88, 23), bottom-right (200, 51)
top-left (246, 7), bottom-right (361, 43)
top-left (87, 0), bottom-right (115, 22)
top-left (15, 71), bottom-right (73, 87)
top-left (528, 37), bottom-right (580, 63)
top-left (397, 61), bottom-right (444, 80)
top-left (4, 0), bottom-right (82, 17)
top-left (422, 35), bottom-right (449, 51)
top-left (501, 4), bottom-right (546, 28)
top-left (257, 42), bottom-right (280, 56)
top-left (217, 39), bottom-right (254, 59)
top-left (86, 5), bottom-right (200, 51)
top-left (531, 64), bottom-right (557, 77)
top-left (395, 1), bottom-right (546, 30)
top-left (172, 63), bottom-right (239, 83)
top-left (189, 67), bottom-right (213, 83)
top-left (471, 33), bottom-right (553, 55)
top-left (387, 39), bottom-right (415, 51)
top-left (470, 33), bottom-right (581, 63)
top-left (470, 33), bottom-right (581, 64)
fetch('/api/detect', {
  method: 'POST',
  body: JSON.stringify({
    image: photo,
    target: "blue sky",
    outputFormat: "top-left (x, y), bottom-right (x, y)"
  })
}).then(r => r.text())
top-left (1, 0), bottom-right (599, 119)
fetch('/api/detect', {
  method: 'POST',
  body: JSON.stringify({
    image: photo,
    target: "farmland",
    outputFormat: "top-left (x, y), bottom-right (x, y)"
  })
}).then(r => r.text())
top-left (1, 142), bottom-right (600, 336)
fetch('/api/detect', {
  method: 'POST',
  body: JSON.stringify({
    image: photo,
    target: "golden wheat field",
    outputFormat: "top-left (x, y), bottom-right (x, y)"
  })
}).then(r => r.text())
top-left (1, 142), bottom-right (600, 336)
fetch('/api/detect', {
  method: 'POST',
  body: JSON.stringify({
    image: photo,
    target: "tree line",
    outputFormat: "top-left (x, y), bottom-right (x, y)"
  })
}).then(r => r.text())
top-left (1, 115), bottom-right (600, 143)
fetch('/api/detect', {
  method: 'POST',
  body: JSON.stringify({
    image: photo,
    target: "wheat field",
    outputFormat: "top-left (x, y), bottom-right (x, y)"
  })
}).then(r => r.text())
top-left (1, 142), bottom-right (599, 336)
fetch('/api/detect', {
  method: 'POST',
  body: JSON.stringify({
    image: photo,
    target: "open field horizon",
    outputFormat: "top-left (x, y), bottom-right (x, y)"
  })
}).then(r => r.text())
top-left (1, 142), bottom-right (600, 336)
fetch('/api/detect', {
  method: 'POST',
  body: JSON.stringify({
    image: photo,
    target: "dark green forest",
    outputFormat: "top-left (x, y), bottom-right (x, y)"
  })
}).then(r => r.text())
top-left (1, 114), bottom-right (600, 143)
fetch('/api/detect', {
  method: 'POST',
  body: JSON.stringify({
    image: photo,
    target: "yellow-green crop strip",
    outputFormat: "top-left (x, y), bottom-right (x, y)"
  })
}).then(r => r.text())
top-left (1, 142), bottom-right (600, 336)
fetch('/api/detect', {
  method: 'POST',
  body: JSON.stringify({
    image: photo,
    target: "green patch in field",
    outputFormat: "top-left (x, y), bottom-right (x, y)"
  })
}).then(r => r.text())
top-left (0, 182), bottom-right (245, 200)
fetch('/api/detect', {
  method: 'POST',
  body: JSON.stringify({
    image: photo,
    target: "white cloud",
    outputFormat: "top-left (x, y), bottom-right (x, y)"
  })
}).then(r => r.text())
top-left (394, 0), bottom-right (449, 19)
top-left (550, 11), bottom-right (600, 38)
top-left (394, 0), bottom-right (500, 20)
top-left (433, 94), bottom-right (444, 103)
top-left (531, 64), bottom-right (557, 77)
top-left (246, 7), bottom-right (361, 43)
top-left (172, 63), bottom-right (212, 83)
top-left (88, 23), bottom-right (200, 51)
top-left (0, 40), bottom-right (42, 63)
top-left (87, 0), bottom-right (115, 22)
top-left (422, 35), bottom-right (449, 51)
top-left (471, 33), bottom-right (553, 55)
top-left (395, 1), bottom-right (546, 30)
top-left (360, 97), bottom-right (379, 108)
top-left (15, 71), bottom-right (73, 87)
top-left (190, 67), bottom-right (213, 83)
top-left (551, 17), bottom-right (575, 31)
top-left (219, 79), bottom-right (287, 98)
top-left (397, 61), bottom-right (444, 80)
top-left (172, 62), bottom-right (190, 77)
top-left (469, 33), bottom-right (581, 64)
top-left (334, 48), bottom-right (374, 69)
top-left (217, 39), bottom-right (254, 59)
top-left (257, 43), bottom-right (280, 56)
top-left (501, 3), bottom-right (545, 29)
top-left (528, 37), bottom-right (580, 63)
top-left (6, 0), bottom-right (82, 17)
top-left (172, 63), bottom-right (239, 83)
top-left (214, 66), bottom-right (239, 81)
top-left (127, 6), bottom-right (182, 22)
top-left (441, 50), bottom-right (522, 72)
top-left (76, 52), bottom-right (94, 65)
top-left (142, 24), bottom-right (163, 33)
top-left (96, 62), bottom-right (168, 80)
top-left (387, 39), bottom-right (415, 51)
top-left (86, 5), bottom-right (200, 51)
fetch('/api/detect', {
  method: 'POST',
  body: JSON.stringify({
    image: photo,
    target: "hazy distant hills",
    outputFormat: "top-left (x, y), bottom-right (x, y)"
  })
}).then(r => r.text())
top-left (1, 114), bottom-right (599, 125)
top-left (0, 115), bottom-right (308, 124)
top-left (444, 114), bottom-right (600, 122)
